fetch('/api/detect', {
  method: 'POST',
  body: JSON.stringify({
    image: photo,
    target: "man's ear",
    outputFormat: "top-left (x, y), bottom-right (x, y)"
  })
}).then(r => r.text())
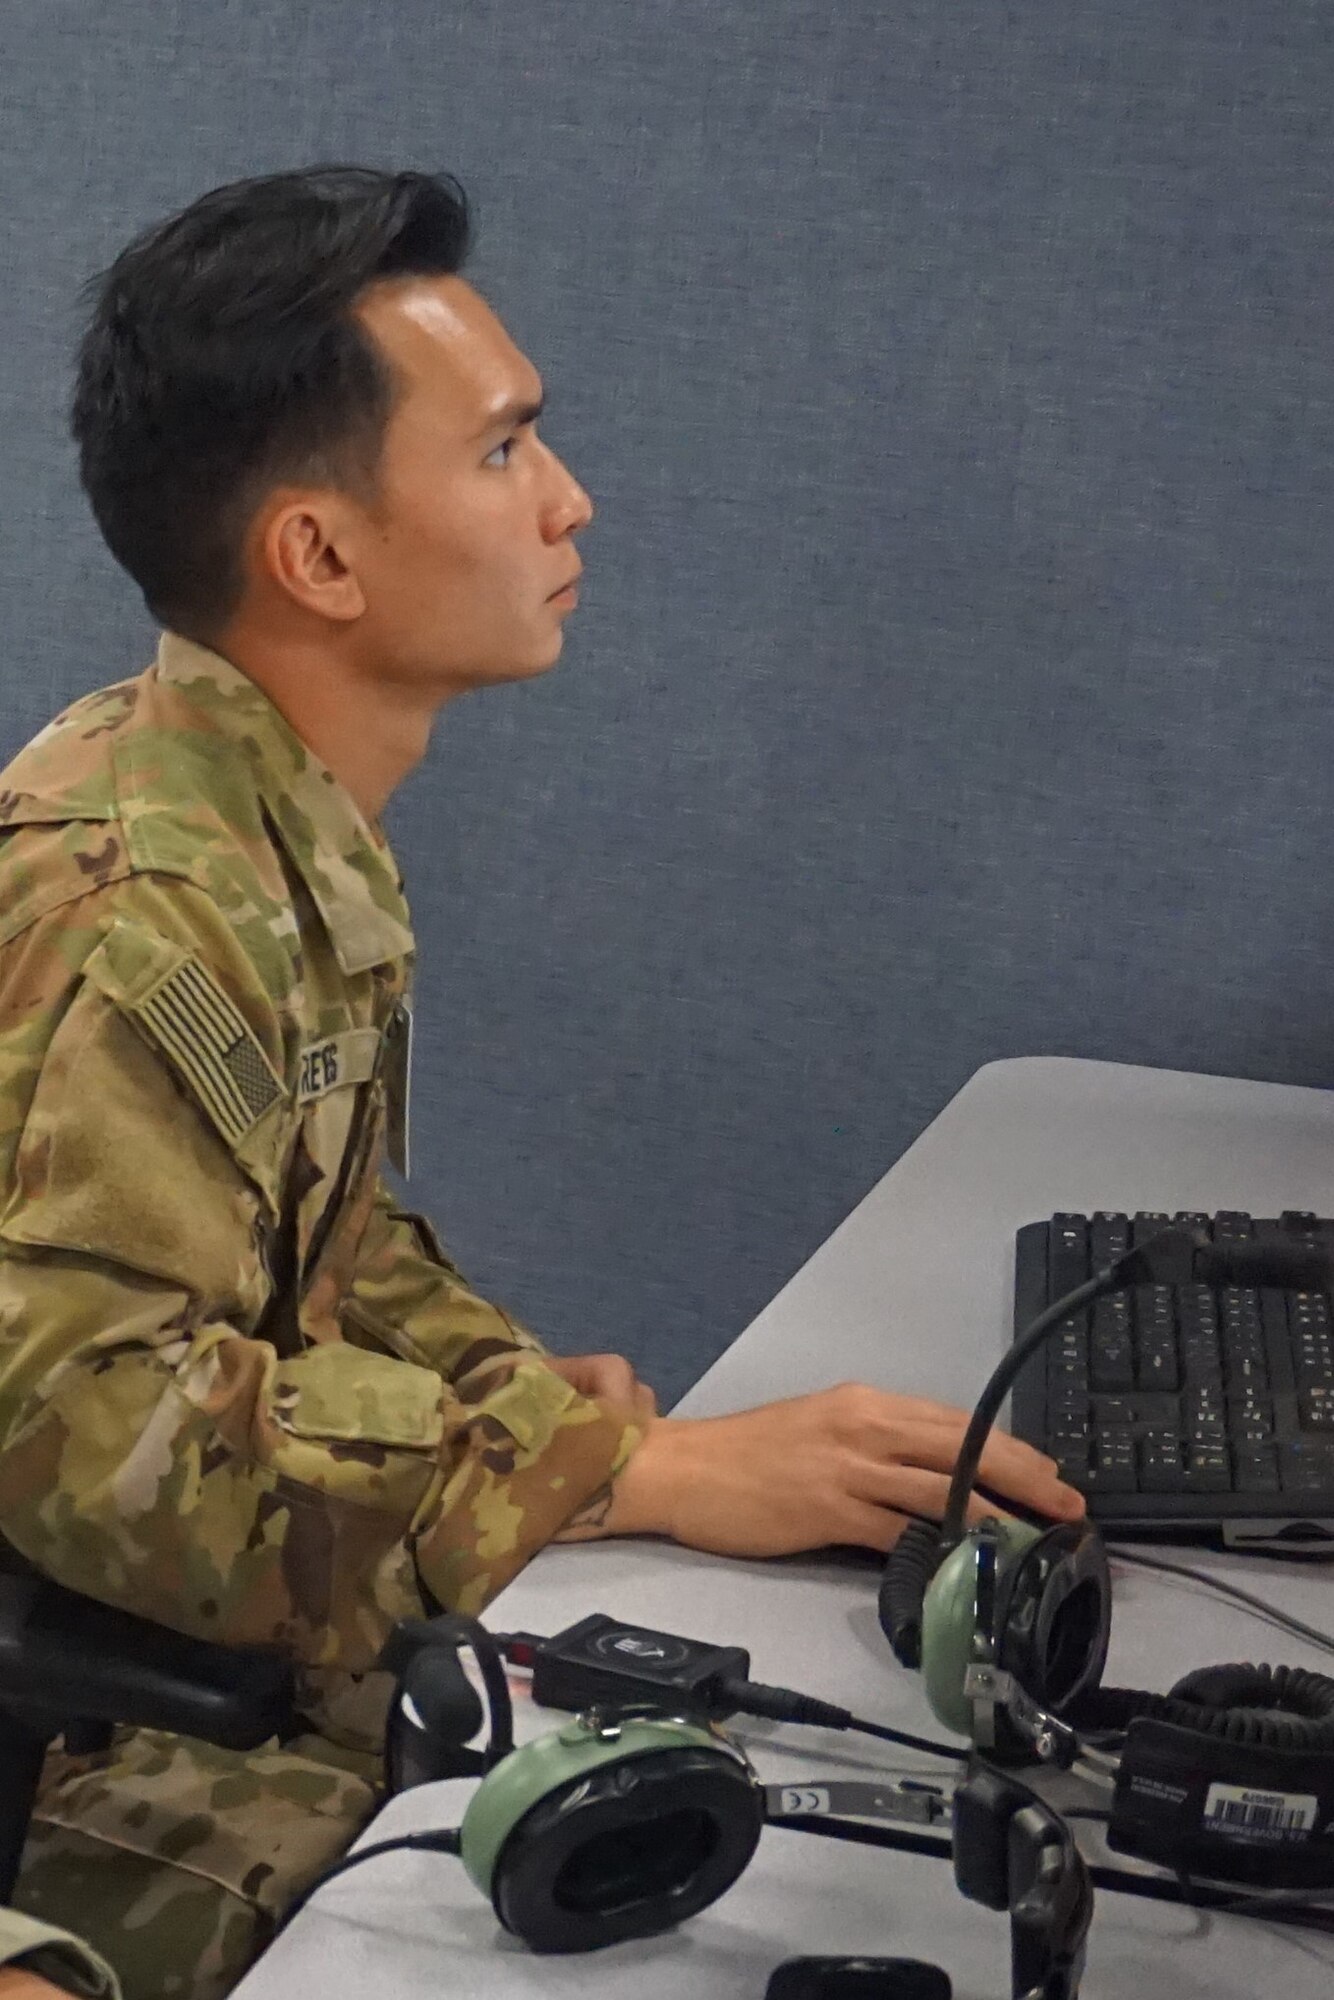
top-left (257, 492), bottom-right (368, 623)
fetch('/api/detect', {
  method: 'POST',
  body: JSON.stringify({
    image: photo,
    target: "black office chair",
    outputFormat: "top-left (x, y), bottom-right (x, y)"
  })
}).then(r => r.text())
top-left (0, 1544), bottom-right (297, 1899)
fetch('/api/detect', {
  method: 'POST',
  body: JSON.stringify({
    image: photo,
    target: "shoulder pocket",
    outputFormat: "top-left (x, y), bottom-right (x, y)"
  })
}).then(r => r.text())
top-left (0, 921), bottom-right (290, 1304)
top-left (85, 920), bottom-right (285, 1135)
top-left (80, 919), bottom-right (290, 1208)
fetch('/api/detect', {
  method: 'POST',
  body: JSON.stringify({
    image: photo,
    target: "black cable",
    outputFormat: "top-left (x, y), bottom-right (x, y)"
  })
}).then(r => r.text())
top-left (770, 1814), bottom-right (1334, 1937)
top-left (721, 1675), bottom-right (968, 1763)
top-left (843, 1713), bottom-right (968, 1763)
top-left (277, 1828), bottom-right (462, 1933)
top-left (1214, 1882), bottom-right (1334, 1920)
top-left (1107, 1545), bottom-right (1334, 1660)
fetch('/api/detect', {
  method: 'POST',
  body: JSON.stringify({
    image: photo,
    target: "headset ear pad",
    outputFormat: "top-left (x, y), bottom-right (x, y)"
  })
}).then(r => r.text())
top-left (489, 1744), bottom-right (765, 1952)
top-left (992, 1520), bottom-right (1111, 1714)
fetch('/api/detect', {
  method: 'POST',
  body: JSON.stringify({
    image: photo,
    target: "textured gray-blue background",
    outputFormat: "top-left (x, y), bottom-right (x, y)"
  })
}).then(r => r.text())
top-left (2, 3), bottom-right (1331, 1404)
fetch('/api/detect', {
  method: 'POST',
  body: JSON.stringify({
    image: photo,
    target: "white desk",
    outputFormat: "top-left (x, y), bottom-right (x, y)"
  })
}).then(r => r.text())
top-left (237, 1058), bottom-right (1334, 2000)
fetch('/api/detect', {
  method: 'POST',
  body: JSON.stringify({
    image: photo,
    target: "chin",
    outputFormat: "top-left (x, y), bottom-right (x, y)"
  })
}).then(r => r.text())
top-left (524, 629), bottom-right (567, 676)
top-left (473, 644), bottom-right (563, 689)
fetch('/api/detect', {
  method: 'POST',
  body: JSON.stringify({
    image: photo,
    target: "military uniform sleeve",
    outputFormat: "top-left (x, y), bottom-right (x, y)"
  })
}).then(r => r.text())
top-left (0, 882), bottom-right (642, 1672)
top-left (344, 1178), bottom-right (555, 1377)
top-left (341, 1181), bottom-right (646, 1603)
top-left (0, 1908), bottom-right (120, 1999)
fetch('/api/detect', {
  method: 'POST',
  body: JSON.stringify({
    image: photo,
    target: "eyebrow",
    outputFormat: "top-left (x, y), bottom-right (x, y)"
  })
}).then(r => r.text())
top-left (473, 391), bottom-right (545, 441)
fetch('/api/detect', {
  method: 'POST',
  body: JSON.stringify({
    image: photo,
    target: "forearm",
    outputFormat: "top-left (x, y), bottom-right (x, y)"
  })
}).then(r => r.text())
top-left (551, 1416), bottom-right (677, 1543)
top-left (412, 1374), bottom-right (644, 1610)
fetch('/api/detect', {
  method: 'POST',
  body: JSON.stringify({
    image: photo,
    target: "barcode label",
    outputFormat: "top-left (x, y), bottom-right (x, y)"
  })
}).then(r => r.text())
top-left (1203, 1783), bottom-right (1317, 1839)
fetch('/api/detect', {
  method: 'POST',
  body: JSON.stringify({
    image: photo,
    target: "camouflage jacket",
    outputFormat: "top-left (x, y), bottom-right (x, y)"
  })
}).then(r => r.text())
top-left (0, 633), bottom-right (641, 1678)
top-left (0, 1904), bottom-right (119, 1997)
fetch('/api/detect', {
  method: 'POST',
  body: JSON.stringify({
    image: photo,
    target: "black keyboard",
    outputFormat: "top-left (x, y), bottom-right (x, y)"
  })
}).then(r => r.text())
top-left (1010, 1211), bottom-right (1334, 1546)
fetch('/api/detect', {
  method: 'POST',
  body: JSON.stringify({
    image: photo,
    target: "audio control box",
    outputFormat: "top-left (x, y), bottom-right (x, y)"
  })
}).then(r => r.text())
top-left (528, 1613), bottom-right (751, 1716)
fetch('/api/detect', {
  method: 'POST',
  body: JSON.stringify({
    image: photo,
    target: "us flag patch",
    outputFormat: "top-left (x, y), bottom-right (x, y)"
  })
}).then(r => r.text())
top-left (134, 956), bottom-right (284, 1146)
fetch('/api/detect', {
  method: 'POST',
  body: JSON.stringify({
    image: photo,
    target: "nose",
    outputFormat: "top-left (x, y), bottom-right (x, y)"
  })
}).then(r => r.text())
top-left (541, 438), bottom-right (594, 538)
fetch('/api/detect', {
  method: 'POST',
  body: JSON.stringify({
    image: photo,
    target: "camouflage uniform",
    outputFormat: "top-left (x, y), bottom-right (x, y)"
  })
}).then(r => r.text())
top-left (0, 632), bottom-right (644, 1996)
top-left (0, 1903), bottom-right (119, 1996)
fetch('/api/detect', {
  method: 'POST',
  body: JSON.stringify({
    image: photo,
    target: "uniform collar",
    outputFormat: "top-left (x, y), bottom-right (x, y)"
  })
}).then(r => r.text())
top-left (155, 631), bottom-right (415, 976)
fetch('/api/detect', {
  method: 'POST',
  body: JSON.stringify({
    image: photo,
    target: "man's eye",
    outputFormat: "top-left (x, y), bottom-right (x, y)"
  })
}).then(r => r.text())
top-left (484, 436), bottom-right (517, 468)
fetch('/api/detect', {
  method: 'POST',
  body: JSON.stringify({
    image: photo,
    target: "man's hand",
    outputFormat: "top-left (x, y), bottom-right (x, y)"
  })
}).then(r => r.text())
top-left (544, 1351), bottom-right (658, 1427)
top-left (578, 1384), bottom-right (1085, 1557)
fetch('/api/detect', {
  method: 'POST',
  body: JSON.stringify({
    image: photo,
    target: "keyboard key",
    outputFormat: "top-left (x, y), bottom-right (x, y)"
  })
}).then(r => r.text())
top-left (1280, 1438), bottom-right (1334, 1494)
top-left (1183, 1445), bottom-right (1232, 1492)
top-left (1091, 1296), bottom-right (1135, 1391)
top-left (1049, 1214), bottom-right (1089, 1299)
top-left (1179, 1318), bottom-right (1223, 1383)
top-left (1300, 1385), bottom-right (1334, 1430)
top-left (1137, 1328), bottom-right (1180, 1393)
top-left (1050, 1323), bottom-right (1089, 1372)
top-left (1233, 1444), bottom-right (1281, 1493)
top-left (1123, 1392), bottom-right (1183, 1428)
top-left (1221, 1296), bottom-right (1268, 1392)
top-left (1227, 1354), bottom-right (1269, 1395)
top-left (1227, 1386), bottom-right (1273, 1421)
top-left (1184, 1384), bottom-right (1226, 1431)
top-left (1088, 1425), bottom-right (1137, 1492)
top-left (1049, 1365), bottom-right (1089, 1410)
top-left (1090, 1213), bottom-right (1132, 1269)
top-left (1291, 1298), bottom-right (1334, 1413)
top-left (1139, 1435), bottom-right (1186, 1492)
top-left (1090, 1395), bottom-right (1136, 1424)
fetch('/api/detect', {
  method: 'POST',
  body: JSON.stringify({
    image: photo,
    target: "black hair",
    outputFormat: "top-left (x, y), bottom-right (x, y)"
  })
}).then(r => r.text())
top-left (70, 164), bottom-right (473, 640)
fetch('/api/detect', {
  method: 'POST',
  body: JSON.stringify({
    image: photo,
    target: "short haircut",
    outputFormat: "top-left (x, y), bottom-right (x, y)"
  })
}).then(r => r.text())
top-left (70, 164), bottom-right (473, 640)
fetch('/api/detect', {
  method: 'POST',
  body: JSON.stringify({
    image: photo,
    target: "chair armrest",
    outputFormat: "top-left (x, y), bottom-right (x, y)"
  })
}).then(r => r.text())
top-left (0, 1573), bottom-right (296, 1751)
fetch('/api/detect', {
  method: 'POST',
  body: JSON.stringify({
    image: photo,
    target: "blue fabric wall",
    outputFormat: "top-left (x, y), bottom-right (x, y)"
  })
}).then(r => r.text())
top-left (2, 3), bottom-right (1331, 1402)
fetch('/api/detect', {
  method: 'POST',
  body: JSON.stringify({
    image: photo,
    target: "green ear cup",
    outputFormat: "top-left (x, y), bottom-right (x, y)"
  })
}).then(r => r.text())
top-left (459, 1712), bottom-right (730, 1899)
top-left (920, 1520), bottom-right (1042, 1735)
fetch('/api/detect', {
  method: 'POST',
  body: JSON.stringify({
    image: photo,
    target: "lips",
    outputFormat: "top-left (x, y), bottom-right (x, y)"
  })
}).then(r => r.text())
top-left (548, 570), bottom-right (583, 599)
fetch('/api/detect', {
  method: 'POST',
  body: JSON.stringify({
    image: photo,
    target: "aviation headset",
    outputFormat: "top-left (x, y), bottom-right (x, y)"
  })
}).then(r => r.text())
top-left (878, 1222), bottom-right (1334, 1888)
top-left (362, 1610), bottom-right (1093, 1998)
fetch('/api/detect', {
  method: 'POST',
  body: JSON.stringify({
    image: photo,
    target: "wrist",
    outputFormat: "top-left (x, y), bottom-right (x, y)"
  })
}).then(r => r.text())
top-left (599, 1416), bottom-right (688, 1538)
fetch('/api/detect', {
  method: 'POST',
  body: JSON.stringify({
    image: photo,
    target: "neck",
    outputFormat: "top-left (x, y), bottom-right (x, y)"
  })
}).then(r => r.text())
top-left (208, 626), bottom-right (443, 822)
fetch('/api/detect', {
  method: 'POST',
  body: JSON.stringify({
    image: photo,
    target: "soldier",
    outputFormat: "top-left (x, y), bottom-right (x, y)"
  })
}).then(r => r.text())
top-left (0, 168), bottom-right (1082, 1995)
